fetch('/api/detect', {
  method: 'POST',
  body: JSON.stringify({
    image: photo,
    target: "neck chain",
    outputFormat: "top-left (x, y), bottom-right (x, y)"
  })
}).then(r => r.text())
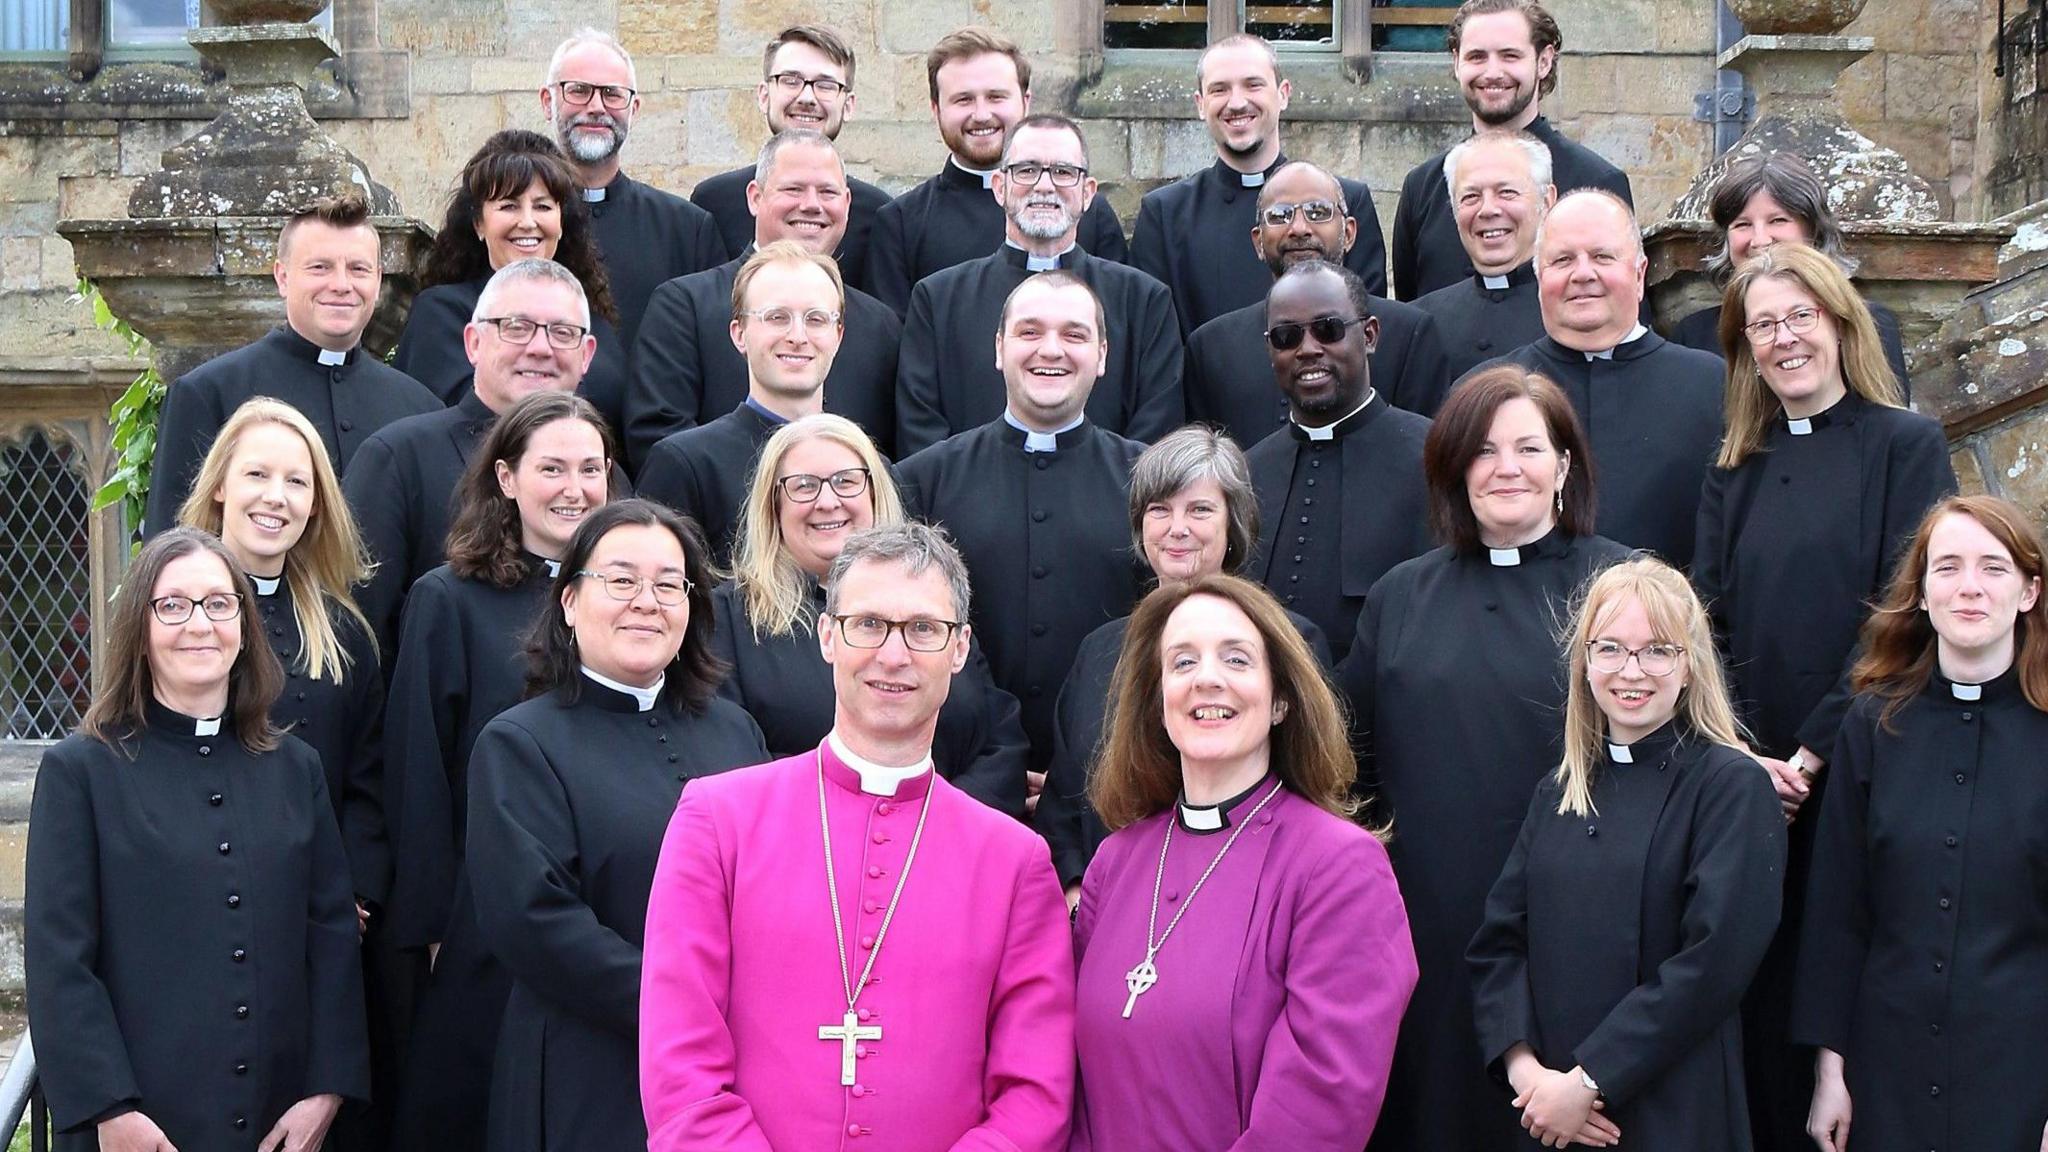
top-left (1122, 778), bottom-right (1285, 1019)
top-left (817, 747), bottom-right (934, 1019)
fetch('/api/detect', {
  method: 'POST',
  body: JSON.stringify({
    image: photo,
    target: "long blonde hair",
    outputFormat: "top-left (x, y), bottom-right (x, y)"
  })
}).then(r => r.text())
top-left (177, 398), bottom-right (374, 682)
top-left (1715, 243), bottom-right (1903, 469)
top-left (730, 414), bottom-right (903, 639)
top-left (1554, 556), bottom-right (1746, 817)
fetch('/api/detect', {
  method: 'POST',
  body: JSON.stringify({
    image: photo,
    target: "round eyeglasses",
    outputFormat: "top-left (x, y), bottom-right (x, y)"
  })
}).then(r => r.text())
top-left (828, 614), bottom-right (961, 652)
top-left (150, 593), bottom-right (244, 626)
top-left (777, 467), bottom-right (870, 504)
top-left (576, 571), bottom-right (694, 606)
top-left (1585, 640), bottom-right (1685, 677)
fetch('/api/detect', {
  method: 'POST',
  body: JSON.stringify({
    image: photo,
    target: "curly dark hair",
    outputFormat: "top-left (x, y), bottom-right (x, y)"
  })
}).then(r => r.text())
top-left (523, 499), bottom-right (730, 713)
top-left (419, 129), bottom-right (618, 325)
top-left (446, 391), bottom-right (616, 589)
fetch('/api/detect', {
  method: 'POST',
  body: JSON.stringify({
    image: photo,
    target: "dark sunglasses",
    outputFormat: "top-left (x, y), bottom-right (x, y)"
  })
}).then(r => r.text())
top-left (1263, 314), bottom-right (1368, 351)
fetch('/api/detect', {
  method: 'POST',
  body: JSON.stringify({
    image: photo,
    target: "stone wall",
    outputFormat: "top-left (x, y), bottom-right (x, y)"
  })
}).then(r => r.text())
top-left (0, 0), bottom-right (2009, 370)
top-left (1987, 0), bottom-right (2048, 215)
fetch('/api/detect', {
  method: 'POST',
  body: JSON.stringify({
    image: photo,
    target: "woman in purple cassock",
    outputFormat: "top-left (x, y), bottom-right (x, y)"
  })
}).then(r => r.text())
top-left (1069, 573), bottom-right (1418, 1151)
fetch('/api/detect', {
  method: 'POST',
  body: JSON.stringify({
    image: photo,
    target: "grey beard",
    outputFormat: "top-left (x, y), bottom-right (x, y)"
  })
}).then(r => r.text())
top-left (1013, 207), bottom-right (1076, 241)
top-left (560, 121), bottom-right (624, 164)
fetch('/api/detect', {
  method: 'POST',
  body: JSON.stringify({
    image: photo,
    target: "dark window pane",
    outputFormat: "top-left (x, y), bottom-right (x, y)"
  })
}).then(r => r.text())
top-left (1249, 1), bottom-right (1335, 45)
top-left (107, 0), bottom-right (199, 48)
top-left (1106, 1), bottom-right (1210, 49)
top-left (1373, 0), bottom-right (1456, 52)
top-left (1, 0), bottom-right (70, 53)
top-left (0, 428), bottom-right (94, 740)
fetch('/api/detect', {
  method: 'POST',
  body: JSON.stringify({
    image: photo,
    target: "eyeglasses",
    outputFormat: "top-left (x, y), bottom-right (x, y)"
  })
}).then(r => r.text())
top-left (1264, 315), bottom-right (1368, 351)
top-left (554, 80), bottom-right (635, 110)
top-left (828, 614), bottom-right (961, 652)
top-left (150, 593), bottom-right (243, 626)
top-left (478, 316), bottom-right (589, 350)
top-left (577, 571), bottom-right (694, 606)
top-left (1742, 307), bottom-right (1823, 346)
top-left (1003, 162), bottom-right (1089, 189)
top-left (768, 71), bottom-right (849, 98)
top-left (1585, 640), bottom-right (1685, 677)
top-left (1260, 199), bottom-right (1340, 228)
top-left (739, 307), bottom-right (841, 334)
top-left (777, 467), bottom-right (870, 503)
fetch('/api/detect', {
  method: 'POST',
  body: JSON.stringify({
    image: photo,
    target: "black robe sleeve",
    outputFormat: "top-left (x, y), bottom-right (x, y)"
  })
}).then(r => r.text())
top-left (1391, 158), bottom-right (1438, 304)
top-left (622, 276), bottom-right (712, 472)
top-left (1788, 695), bottom-right (1876, 1055)
top-left (337, 616), bottom-right (393, 905)
top-left (1122, 276), bottom-right (1188, 444)
top-left (864, 196), bottom-right (917, 316)
top-left (937, 642), bottom-right (1032, 818)
top-left (1467, 779), bottom-right (1546, 1076)
top-left (1382, 307), bottom-right (1454, 417)
top-left (345, 432), bottom-right (424, 666)
top-left (382, 577), bottom-right (469, 949)
top-left (142, 369), bottom-right (227, 536)
top-left (392, 286), bottom-right (479, 406)
top-left (1567, 752), bottom-right (1785, 1105)
top-left (893, 278), bottom-right (954, 457)
top-left (300, 760), bottom-right (375, 1097)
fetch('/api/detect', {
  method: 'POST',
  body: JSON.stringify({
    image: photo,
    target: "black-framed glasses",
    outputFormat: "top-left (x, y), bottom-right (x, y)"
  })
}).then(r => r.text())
top-left (828, 614), bottom-right (961, 652)
top-left (1261, 199), bottom-right (1340, 228)
top-left (554, 80), bottom-right (635, 110)
top-left (738, 307), bottom-right (841, 334)
top-left (777, 467), bottom-right (870, 504)
top-left (1585, 640), bottom-right (1686, 677)
top-left (577, 571), bottom-right (694, 606)
top-left (1003, 162), bottom-right (1089, 188)
top-left (1264, 314), bottom-right (1368, 351)
top-left (769, 71), bottom-right (849, 98)
top-left (478, 316), bottom-right (589, 350)
top-left (1742, 307), bottom-right (1823, 346)
top-left (150, 593), bottom-right (243, 626)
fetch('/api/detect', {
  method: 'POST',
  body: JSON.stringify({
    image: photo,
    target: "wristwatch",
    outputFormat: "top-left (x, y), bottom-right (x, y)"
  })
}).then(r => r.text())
top-left (1580, 1068), bottom-right (1601, 1096)
top-left (1789, 751), bottom-right (1817, 780)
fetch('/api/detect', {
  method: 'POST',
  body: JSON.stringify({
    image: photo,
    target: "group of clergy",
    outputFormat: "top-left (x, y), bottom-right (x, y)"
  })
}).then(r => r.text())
top-left (24, 3), bottom-right (2048, 1152)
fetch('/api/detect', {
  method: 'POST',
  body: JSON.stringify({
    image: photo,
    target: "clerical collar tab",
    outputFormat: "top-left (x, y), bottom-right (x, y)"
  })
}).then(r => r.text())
top-left (1481, 274), bottom-right (1512, 291)
top-left (543, 558), bottom-right (562, 578)
top-left (316, 348), bottom-right (348, 366)
top-left (195, 716), bottom-right (223, 737)
top-left (1300, 421), bottom-right (1337, 442)
top-left (1291, 389), bottom-right (1376, 442)
top-left (1607, 741), bottom-right (1634, 763)
top-left (1488, 547), bottom-right (1522, 567)
top-left (1239, 170), bottom-right (1265, 187)
top-left (1582, 323), bottom-right (1649, 361)
top-left (1786, 417), bottom-right (1814, 436)
top-left (583, 186), bottom-right (607, 202)
top-left (1175, 774), bottom-right (1273, 834)
top-left (1951, 681), bottom-right (1984, 701)
top-left (1026, 254), bottom-right (1060, 272)
top-left (1004, 409), bottom-right (1082, 452)
top-left (827, 732), bottom-right (933, 796)
top-left (582, 666), bottom-right (662, 711)
top-left (1178, 803), bottom-right (1225, 831)
top-left (251, 574), bottom-right (282, 597)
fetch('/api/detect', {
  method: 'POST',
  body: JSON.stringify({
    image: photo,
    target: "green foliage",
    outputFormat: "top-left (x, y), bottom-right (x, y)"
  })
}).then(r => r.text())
top-left (78, 278), bottom-right (164, 543)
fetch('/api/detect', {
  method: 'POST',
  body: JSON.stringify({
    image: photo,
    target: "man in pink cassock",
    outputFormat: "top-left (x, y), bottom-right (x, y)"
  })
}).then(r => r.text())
top-left (641, 521), bottom-right (1075, 1152)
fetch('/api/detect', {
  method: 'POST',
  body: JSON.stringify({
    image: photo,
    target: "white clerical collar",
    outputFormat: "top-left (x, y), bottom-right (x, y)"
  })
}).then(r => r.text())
top-left (250, 574), bottom-right (283, 597)
top-left (1293, 389), bottom-right (1376, 441)
top-left (1950, 681), bottom-right (1984, 701)
top-left (1003, 239), bottom-right (1075, 273)
top-left (1786, 416), bottom-right (1814, 436)
top-left (1481, 273), bottom-right (1512, 290)
top-left (542, 558), bottom-right (562, 578)
top-left (827, 731), bottom-right (933, 796)
top-left (315, 347), bottom-right (349, 366)
top-left (1487, 547), bottom-right (1522, 567)
top-left (582, 186), bottom-right (607, 202)
top-left (194, 715), bottom-right (222, 736)
top-left (1582, 323), bottom-right (1650, 361)
top-left (951, 157), bottom-right (998, 189)
top-left (581, 665), bottom-right (663, 711)
top-left (1606, 741), bottom-right (1634, 763)
top-left (1004, 409), bottom-right (1084, 452)
top-left (1238, 169), bottom-right (1265, 187)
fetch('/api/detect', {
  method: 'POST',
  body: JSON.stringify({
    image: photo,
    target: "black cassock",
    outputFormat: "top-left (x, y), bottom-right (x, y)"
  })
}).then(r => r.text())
top-left (583, 171), bottom-right (727, 356)
top-left (1130, 157), bottom-right (1388, 339)
top-left (1479, 333), bottom-right (1723, 568)
top-left (1692, 394), bottom-right (1955, 1152)
top-left (635, 401), bottom-right (778, 565)
top-left (466, 677), bottom-right (767, 1152)
top-left (1184, 294), bottom-right (1450, 445)
top-left (1336, 531), bottom-right (1630, 1152)
top-left (382, 559), bottom-right (556, 1152)
top-left (1392, 116), bottom-right (1633, 302)
top-left (1792, 678), bottom-right (2048, 1152)
top-left (142, 325), bottom-right (441, 536)
top-left (862, 159), bottom-right (1130, 314)
top-left (622, 253), bottom-right (899, 469)
top-left (1246, 393), bottom-right (1434, 663)
top-left (1669, 300), bottom-right (1912, 403)
top-left (1468, 724), bottom-right (1785, 1152)
top-left (344, 391), bottom-right (496, 665)
top-left (688, 164), bottom-right (894, 290)
top-left (895, 245), bottom-right (1183, 456)
top-left (1037, 608), bottom-right (1328, 887)
top-left (26, 705), bottom-right (368, 1152)
top-left (1413, 262), bottom-right (1549, 384)
top-left (392, 277), bottom-right (633, 436)
top-left (710, 580), bottom-right (1031, 816)
top-left (896, 419), bottom-right (1145, 771)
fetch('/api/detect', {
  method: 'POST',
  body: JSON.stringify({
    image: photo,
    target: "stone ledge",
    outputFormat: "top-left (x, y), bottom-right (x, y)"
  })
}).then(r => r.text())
top-left (0, 51), bottom-right (411, 122)
top-left (1065, 51), bottom-right (1467, 124)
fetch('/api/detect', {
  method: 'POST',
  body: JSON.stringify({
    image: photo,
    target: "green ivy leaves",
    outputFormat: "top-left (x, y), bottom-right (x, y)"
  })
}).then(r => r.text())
top-left (78, 277), bottom-right (164, 545)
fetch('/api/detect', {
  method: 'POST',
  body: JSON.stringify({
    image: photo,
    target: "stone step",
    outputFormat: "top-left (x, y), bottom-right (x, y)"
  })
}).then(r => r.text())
top-left (0, 745), bottom-right (46, 997)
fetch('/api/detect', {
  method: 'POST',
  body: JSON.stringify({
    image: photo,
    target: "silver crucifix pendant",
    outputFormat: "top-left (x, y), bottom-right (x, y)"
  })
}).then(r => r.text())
top-left (1122, 958), bottom-right (1158, 1019)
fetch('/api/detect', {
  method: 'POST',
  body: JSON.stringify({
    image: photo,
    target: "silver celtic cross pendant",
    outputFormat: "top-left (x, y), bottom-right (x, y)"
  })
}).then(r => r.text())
top-left (1122, 958), bottom-right (1158, 1019)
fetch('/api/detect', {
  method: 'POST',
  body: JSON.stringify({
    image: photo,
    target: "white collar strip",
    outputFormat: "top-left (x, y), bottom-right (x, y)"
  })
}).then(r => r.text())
top-left (250, 574), bottom-right (283, 597)
top-left (1481, 274), bottom-right (1512, 290)
top-left (1026, 254), bottom-right (1060, 272)
top-left (1296, 389), bottom-right (1376, 442)
top-left (1005, 409), bottom-right (1084, 452)
top-left (1239, 170), bottom-right (1265, 187)
top-left (195, 715), bottom-right (223, 736)
top-left (1786, 417), bottom-right (1814, 436)
top-left (1178, 803), bottom-right (1225, 830)
top-left (316, 348), bottom-right (348, 366)
top-left (1488, 547), bottom-right (1522, 567)
top-left (583, 186), bottom-right (607, 202)
top-left (1607, 741), bottom-right (1634, 763)
top-left (1583, 323), bottom-right (1650, 361)
top-left (582, 666), bottom-right (663, 711)
top-left (828, 730), bottom-right (933, 796)
top-left (1951, 682), bottom-right (1984, 701)
top-left (543, 558), bottom-right (562, 578)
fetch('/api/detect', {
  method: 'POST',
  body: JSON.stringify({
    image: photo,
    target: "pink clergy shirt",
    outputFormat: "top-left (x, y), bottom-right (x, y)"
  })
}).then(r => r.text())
top-left (641, 741), bottom-right (1076, 1152)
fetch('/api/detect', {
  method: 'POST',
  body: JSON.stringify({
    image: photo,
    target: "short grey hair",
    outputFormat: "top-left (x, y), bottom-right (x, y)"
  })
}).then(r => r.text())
top-left (547, 28), bottom-right (636, 88)
top-left (1443, 130), bottom-right (1554, 202)
top-left (824, 521), bottom-right (974, 624)
top-left (1127, 425), bottom-right (1261, 575)
top-left (1534, 187), bottom-right (1644, 263)
top-left (473, 258), bottom-right (591, 328)
top-left (754, 128), bottom-right (847, 188)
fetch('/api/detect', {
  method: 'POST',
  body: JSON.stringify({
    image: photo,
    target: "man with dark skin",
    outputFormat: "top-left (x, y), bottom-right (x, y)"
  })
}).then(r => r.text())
top-left (1244, 261), bottom-right (1433, 662)
top-left (1185, 161), bottom-right (1450, 444)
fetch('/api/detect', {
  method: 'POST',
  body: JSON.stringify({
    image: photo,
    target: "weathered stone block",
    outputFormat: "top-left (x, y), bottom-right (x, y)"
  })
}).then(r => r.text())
top-left (1, 201), bottom-right (58, 239)
top-left (411, 57), bottom-right (473, 95)
top-left (1073, 118), bottom-right (1133, 183)
top-left (1843, 0), bottom-right (1981, 57)
top-left (1972, 411), bottom-right (2048, 524)
top-left (1833, 51), bottom-right (1886, 127)
top-left (1562, 53), bottom-right (1711, 116)
top-left (119, 120), bottom-right (200, 178)
top-left (380, 0), bottom-right (512, 59)
top-left (631, 85), bottom-right (694, 171)
top-left (1126, 119), bottom-right (1216, 182)
top-left (1545, 0), bottom-right (1659, 54)
top-left (470, 58), bottom-right (551, 94)
top-left (723, 0), bottom-right (872, 55)
top-left (662, 54), bottom-right (763, 93)
top-left (1952, 439), bottom-right (1987, 496)
top-left (1884, 53), bottom-right (1976, 127)
top-left (1656, 0), bottom-right (1719, 53)
top-left (1, 238), bottom-right (43, 291)
top-left (683, 88), bottom-right (759, 168)
top-left (59, 175), bottom-right (143, 221)
top-left (620, 0), bottom-right (718, 56)
top-left (832, 120), bottom-right (948, 188)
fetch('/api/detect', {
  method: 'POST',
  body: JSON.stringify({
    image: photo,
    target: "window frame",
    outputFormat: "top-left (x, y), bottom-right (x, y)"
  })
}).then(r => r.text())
top-left (1072, 0), bottom-right (1376, 77)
